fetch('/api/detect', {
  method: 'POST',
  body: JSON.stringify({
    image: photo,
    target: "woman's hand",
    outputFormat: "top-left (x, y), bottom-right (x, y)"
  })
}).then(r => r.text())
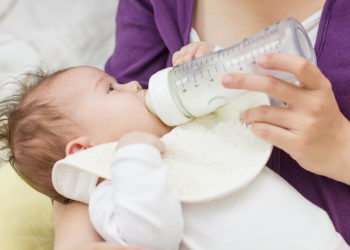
top-left (172, 41), bottom-right (214, 66)
top-left (222, 53), bottom-right (350, 184)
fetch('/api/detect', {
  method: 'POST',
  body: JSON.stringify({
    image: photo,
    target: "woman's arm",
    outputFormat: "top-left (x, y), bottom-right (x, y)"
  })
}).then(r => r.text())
top-left (53, 201), bottom-right (140, 250)
top-left (105, 0), bottom-right (168, 87)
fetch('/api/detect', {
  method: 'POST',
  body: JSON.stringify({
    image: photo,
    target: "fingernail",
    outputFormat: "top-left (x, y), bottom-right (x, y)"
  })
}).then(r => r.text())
top-left (240, 111), bottom-right (246, 120)
top-left (257, 55), bottom-right (268, 65)
top-left (222, 75), bottom-right (233, 86)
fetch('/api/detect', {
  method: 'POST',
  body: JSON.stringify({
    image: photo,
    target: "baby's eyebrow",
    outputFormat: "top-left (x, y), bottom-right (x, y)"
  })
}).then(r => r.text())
top-left (94, 76), bottom-right (106, 92)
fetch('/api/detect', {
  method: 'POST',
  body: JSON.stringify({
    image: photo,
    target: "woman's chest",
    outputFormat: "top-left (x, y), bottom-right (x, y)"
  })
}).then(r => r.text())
top-left (192, 0), bottom-right (326, 47)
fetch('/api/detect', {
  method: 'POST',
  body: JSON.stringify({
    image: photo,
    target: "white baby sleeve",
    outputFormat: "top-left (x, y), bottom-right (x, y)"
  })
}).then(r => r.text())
top-left (89, 144), bottom-right (184, 250)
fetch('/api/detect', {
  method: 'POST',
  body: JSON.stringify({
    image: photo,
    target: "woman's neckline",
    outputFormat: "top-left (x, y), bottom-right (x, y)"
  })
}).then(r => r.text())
top-left (190, 8), bottom-right (323, 44)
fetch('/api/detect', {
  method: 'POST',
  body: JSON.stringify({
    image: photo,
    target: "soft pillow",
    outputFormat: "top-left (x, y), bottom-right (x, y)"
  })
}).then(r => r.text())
top-left (0, 163), bottom-right (54, 250)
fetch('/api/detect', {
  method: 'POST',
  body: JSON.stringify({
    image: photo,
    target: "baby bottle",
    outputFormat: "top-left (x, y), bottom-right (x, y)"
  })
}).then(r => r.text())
top-left (145, 18), bottom-right (316, 126)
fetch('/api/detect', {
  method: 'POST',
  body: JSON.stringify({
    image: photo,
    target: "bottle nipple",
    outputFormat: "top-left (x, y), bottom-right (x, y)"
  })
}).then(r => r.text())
top-left (146, 67), bottom-right (192, 126)
top-left (145, 90), bottom-right (156, 115)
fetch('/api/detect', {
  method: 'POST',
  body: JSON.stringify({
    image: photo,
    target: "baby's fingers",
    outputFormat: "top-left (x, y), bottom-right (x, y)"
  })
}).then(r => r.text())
top-left (195, 43), bottom-right (214, 58)
top-left (153, 139), bottom-right (166, 156)
top-left (172, 51), bottom-right (182, 66)
top-left (117, 131), bottom-right (166, 155)
top-left (172, 44), bottom-right (198, 65)
top-left (172, 42), bottom-right (214, 66)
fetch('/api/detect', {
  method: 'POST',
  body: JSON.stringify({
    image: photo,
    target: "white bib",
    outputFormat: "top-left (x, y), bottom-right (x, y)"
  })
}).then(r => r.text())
top-left (52, 92), bottom-right (272, 204)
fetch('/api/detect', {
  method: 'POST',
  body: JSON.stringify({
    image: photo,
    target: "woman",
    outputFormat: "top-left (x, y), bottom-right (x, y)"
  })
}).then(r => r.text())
top-left (54, 0), bottom-right (350, 249)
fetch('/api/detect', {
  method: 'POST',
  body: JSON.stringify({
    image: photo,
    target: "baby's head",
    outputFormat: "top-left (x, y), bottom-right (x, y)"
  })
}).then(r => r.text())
top-left (0, 66), bottom-right (170, 203)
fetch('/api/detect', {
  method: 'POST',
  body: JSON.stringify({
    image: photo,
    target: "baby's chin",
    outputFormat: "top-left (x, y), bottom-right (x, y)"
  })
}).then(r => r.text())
top-left (150, 113), bottom-right (172, 137)
top-left (157, 119), bottom-right (173, 137)
top-left (142, 103), bottom-right (172, 136)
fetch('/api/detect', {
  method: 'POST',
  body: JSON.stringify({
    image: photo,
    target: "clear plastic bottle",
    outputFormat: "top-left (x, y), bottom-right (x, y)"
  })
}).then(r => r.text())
top-left (145, 18), bottom-right (316, 126)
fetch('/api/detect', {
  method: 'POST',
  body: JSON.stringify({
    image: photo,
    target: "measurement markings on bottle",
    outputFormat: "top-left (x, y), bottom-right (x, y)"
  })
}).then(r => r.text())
top-left (207, 69), bottom-right (214, 82)
top-left (181, 78), bottom-right (186, 92)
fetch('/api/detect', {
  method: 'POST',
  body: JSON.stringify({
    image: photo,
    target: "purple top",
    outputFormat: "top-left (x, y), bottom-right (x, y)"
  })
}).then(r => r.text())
top-left (106, 0), bottom-right (350, 243)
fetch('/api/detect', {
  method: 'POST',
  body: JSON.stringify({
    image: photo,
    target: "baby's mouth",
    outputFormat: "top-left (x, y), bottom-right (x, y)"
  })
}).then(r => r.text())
top-left (137, 88), bottom-right (146, 96)
top-left (139, 89), bottom-right (147, 104)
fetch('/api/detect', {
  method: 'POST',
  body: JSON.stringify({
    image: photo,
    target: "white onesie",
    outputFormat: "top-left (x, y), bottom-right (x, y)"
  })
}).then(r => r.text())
top-left (89, 143), bottom-right (349, 250)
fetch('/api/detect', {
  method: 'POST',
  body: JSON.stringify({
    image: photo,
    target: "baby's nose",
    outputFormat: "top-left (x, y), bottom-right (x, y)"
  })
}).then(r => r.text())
top-left (125, 81), bottom-right (142, 91)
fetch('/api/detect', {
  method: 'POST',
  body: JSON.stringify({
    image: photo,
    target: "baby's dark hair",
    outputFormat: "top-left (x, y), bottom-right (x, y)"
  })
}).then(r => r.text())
top-left (0, 68), bottom-right (77, 203)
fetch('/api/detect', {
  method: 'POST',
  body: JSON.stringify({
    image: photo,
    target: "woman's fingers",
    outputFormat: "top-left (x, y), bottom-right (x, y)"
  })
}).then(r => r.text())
top-left (257, 53), bottom-right (327, 90)
top-left (222, 72), bottom-right (305, 107)
top-left (172, 51), bottom-right (181, 65)
top-left (250, 122), bottom-right (298, 154)
top-left (222, 52), bottom-right (350, 181)
top-left (240, 105), bottom-right (303, 131)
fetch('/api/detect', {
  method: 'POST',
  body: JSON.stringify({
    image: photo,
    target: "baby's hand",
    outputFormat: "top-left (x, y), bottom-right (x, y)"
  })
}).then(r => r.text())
top-left (172, 41), bottom-right (215, 66)
top-left (116, 131), bottom-right (166, 155)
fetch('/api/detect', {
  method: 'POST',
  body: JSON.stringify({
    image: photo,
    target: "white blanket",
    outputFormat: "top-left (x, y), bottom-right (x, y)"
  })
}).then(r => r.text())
top-left (0, 0), bottom-right (118, 98)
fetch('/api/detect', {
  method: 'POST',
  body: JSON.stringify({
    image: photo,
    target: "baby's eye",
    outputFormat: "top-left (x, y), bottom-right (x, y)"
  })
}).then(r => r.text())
top-left (107, 84), bottom-right (115, 94)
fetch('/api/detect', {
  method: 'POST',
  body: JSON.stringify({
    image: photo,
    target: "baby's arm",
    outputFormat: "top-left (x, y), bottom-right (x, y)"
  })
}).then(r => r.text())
top-left (89, 132), bottom-right (183, 250)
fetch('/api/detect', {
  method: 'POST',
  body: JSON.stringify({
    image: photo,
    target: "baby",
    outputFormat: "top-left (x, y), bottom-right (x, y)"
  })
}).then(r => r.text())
top-left (0, 42), bottom-right (348, 250)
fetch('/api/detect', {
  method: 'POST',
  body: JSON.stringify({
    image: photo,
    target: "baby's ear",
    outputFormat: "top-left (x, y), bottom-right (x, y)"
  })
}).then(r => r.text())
top-left (65, 136), bottom-right (92, 156)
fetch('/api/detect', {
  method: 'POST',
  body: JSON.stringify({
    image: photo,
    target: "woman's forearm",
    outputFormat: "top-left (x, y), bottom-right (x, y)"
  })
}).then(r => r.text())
top-left (332, 121), bottom-right (350, 186)
top-left (53, 201), bottom-right (104, 250)
top-left (53, 197), bottom-right (147, 250)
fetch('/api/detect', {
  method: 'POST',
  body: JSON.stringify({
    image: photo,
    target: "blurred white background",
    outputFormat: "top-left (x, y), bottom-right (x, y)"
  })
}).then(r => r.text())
top-left (0, 0), bottom-right (118, 95)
